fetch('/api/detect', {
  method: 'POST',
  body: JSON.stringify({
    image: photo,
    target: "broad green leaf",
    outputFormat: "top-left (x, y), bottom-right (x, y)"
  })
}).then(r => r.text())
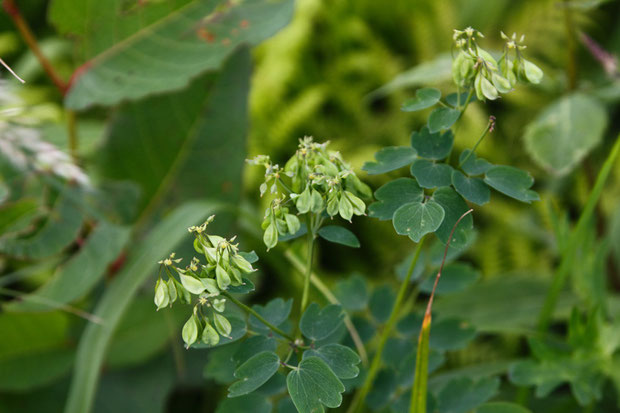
top-left (411, 315), bottom-right (431, 413)
top-left (332, 273), bottom-right (368, 311)
top-left (484, 165), bottom-right (539, 203)
top-left (451, 170), bottom-right (490, 205)
top-left (98, 48), bottom-right (251, 215)
top-left (428, 107), bottom-right (460, 133)
top-left (0, 192), bottom-right (83, 259)
top-left (204, 343), bottom-right (241, 384)
top-left (459, 150), bottom-right (492, 175)
top-left (401, 88), bottom-right (441, 112)
top-left (410, 160), bottom-right (453, 188)
top-left (228, 351), bottom-right (280, 397)
top-left (300, 303), bottom-right (344, 341)
top-left (287, 356), bottom-right (345, 413)
top-left (0, 349), bottom-right (73, 392)
top-left (475, 402), bottom-right (532, 413)
top-left (216, 394), bottom-right (272, 413)
top-left (233, 335), bottom-right (277, 366)
top-left (318, 225), bottom-right (360, 248)
top-left (368, 177), bottom-right (424, 220)
top-left (362, 146), bottom-right (417, 175)
top-left (0, 198), bottom-right (40, 236)
top-left (437, 377), bottom-right (500, 413)
top-left (445, 92), bottom-right (477, 107)
top-left (64, 201), bottom-right (221, 413)
top-left (369, 284), bottom-right (396, 323)
top-left (303, 343), bottom-right (361, 379)
top-left (410, 126), bottom-right (453, 160)
top-left (249, 298), bottom-right (293, 335)
top-left (227, 277), bottom-right (255, 294)
top-left (393, 200), bottom-right (445, 242)
top-left (61, 0), bottom-right (295, 109)
top-left (0, 312), bottom-right (69, 360)
top-left (524, 93), bottom-right (607, 175)
top-left (5, 223), bottom-right (130, 312)
top-left (419, 263), bottom-right (480, 295)
top-left (432, 187), bottom-right (473, 250)
top-left (429, 318), bottom-right (477, 351)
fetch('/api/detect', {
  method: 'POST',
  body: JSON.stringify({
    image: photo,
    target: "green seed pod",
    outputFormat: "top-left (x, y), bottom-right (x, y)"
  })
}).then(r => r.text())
top-left (339, 194), bottom-right (354, 221)
top-left (201, 321), bottom-right (220, 346)
top-left (230, 268), bottom-right (243, 285)
top-left (154, 278), bottom-right (170, 310)
top-left (166, 278), bottom-right (177, 305)
top-left (499, 59), bottom-right (517, 87)
top-left (522, 59), bottom-right (543, 84)
top-left (476, 46), bottom-right (498, 70)
top-left (182, 314), bottom-right (200, 349)
top-left (212, 298), bottom-right (226, 313)
top-left (310, 189), bottom-right (324, 213)
top-left (193, 238), bottom-right (202, 254)
top-left (259, 182), bottom-right (267, 197)
top-left (263, 223), bottom-right (278, 250)
top-left (215, 265), bottom-right (231, 290)
top-left (261, 217), bottom-right (270, 230)
top-left (214, 313), bottom-right (232, 337)
top-left (200, 277), bottom-right (220, 295)
top-left (284, 213), bottom-right (301, 234)
top-left (180, 272), bottom-right (206, 295)
top-left (452, 51), bottom-right (466, 86)
top-left (480, 75), bottom-right (498, 100)
top-left (232, 254), bottom-right (254, 274)
top-left (474, 73), bottom-right (484, 101)
top-left (345, 191), bottom-right (366, 216)
top-left (345, 174), bottom-right (372, 199)
top-left (275, 218), bottom-right (288, 235)
top-left (175, 279), bottom-right (192, 304)
top-left (491, 72), bottom-right (512, 94)
top-left (327, 192), bottom-right (339, 217)
top-left (295, 187), bottom-right (312, 214)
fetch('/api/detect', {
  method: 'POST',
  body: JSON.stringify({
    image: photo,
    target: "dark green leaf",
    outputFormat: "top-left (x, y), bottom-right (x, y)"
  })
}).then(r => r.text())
top-left (401, 88), bottom-right (441, 112)
top-left (362, 146), bottom-right (417, 175)
top-left (419, 263), bottom-right (480, 295)
top-left (239, 251), bottom-right (259, 264)
top-left (475, 402), bottom-right (532, 413)
top-left (204, 343), bottom-right (241, 384)
top-left (393, 200), bottom-right (445, 242)
top-left (318, 225), bottom-right (360, 248)
top-left (303, 343), bottom-right (361, 379)
top-left (432, 187), bottom-right (474, 250)
top-left (300, 303), bottom-right (344, 341)
top-left (451, 170), bottom-right (490, 205)
top-left (216, 394), bottom-right (272, 413)
top-left (279, 223), bottom-right (307, 242)
top-left (445, 92), bottom-right (476, 107)
top-left (429, 318), bottom-right (477, 351)
top-left (484, 166), bottom-right (539, 203)
top-left (428, 107), bottom-right (460, 133)
top-left (367, 369), bottom-right (399, 410)
top-left (332, 273), bottom-right (368, 311)
top-left (369, 285), bottom-right (395, 323)
top-left (437, 377), bottom-right (500, 413)
top-left (287, 356), bottom-right (345, 413)
top-left (368, 177), bottom-right (424, 220)
top-left (233, 336), bottom-right (277, 366)
top-left (227, 278), bottom-right (255, 294)
top-left (228, 351), bottom-right (280, 397)
top-left (410, 126), bottom-right (454, 160)
top-left (410, 160), bottom-right (453, 188)
top-left (0, 349), bottom-right (73, 391)
top-left (459, 150), bottom-right (493, 175)
top-left (249, 298), bottom-right (293, 334)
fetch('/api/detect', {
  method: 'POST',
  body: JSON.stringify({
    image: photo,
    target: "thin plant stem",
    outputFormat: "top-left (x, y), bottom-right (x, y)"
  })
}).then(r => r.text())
top-left (348, 236), bottom-right (427, 413)
top-left (223, 291), bottom-right (296, 342)
top-left (300, 215), bottom-right (316, 314)
top-left (0, 57), bottom-right (25, 83)
top-left (459, 116), bottom-right (495, 167)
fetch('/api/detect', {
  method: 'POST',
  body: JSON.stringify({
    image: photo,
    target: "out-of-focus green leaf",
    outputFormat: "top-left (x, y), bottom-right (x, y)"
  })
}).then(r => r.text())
top-left (419, 263), bottom-right (480, 295)
top-left (369, 284), bottom-right (396, 323)
top-left (332, 273), bottom-right (368, 311)
top-left (232, 335), bottom-right (277, 366)
top-left (524, 93), bottom-right (607, 175)
top-left (475, 402), bottom-right (532, 413)
top-left (410, 160), bottom-right (453, 188)
top-left (0, 198), bottom-right (39, 236)
top-left (0, 348), bottom-right (73, 392)
top-left (64, 201), bottom-right (221, 413)
top-left (436, 377), bottom-right (500, 413)
top-left (216, 394), bottom-right (272, 413)
top-left (0, 312), bottom-right (69, 360)
top-left (362, 146), bottom-right (417, 175)
top-left (56, 0), bottom-right (295, 109)
top-left (287, 356), bottom-right (345, 413)
top-left (401, 88), bottom-right (441, 112)
top-left (5, 223), bottom-right (130, 312)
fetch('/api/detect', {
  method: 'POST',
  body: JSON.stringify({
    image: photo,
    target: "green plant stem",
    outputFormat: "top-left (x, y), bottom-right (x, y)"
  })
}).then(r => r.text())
top-left (347, 236), bottom-right (426, 413)
top-left (461, 88), bottom-right (475, 113)
top-left (300, 216), bottom-right (316, 314)
top-left (563, 0), bottom-right (577, 90)
top-left (537, 135), bottom-right (620, 332)
top-left (223, 291), bottom-right (296, 342)
top-left (459, 117), bottom-right (493, 167)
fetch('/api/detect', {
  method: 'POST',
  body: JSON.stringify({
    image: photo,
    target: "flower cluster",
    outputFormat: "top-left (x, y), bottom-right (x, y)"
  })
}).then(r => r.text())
top-left (452, 27), bottom-right (543, 101)
top-left (154, 215), bottom-right (256, 348)
top-left (249, 137), bottom-right (371, 249)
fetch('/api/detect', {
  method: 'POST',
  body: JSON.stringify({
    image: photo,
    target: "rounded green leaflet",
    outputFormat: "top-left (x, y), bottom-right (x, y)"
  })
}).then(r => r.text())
top-left (432, 186), bottom-right (474, 250)
top-left (428, 107), bottom-right (460, 133)
top-left (249, 298), bottom-right (293, 334)
top-left (214, 313), bottom-right (232, 337)
top-left (401, 87), bottom-right (441, 112)
top-left (317, 225), bottom-right (360, 248)
top-left (459, 150), bottom-right (492, 175)
top-left (393, 200), bottom-right (445, 242)
top-left (228, 351), bottom-right (280, 397)
top-left (362, 146), bottom-right (417, 175)
top-left (410, 126), bottom-right (454, 160)
top-left (483, 165), bottom-right (539, 203)
top-left (368, 177), bottom-right (424, 221)
top-left (303, 343), bottom-right (361, 379)
top-left (451, 170), bottom-right (490, 206)
top-left (300, 303), bottom-right (345, 341)
top-left (286, 356), bottom-right (345, 413)
top-left (410, 159), bottom-right (453, 188)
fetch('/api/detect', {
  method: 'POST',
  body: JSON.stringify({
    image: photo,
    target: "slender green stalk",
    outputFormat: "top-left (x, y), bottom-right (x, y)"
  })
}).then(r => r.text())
top-left (347, 236), bottom-right (426, 413)
top-left (459, 116), bottom-right (495, 167)
top-left (537, 135), bottom-right (620, 332)
top-left (300, 215), bottom-right (316, 314)
top-left (223, 291), bottom-right (296, 342)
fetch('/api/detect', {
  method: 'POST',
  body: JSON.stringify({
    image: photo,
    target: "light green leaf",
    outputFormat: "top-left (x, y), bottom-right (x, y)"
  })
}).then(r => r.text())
top-left (368, 177), bottom-right (424, 221)
top-left (303, 344), bottom-right (361, 379)
top-left (362, 146), bottom-right (417, 175)
top-left (410, 160), bottom-right (453, 188)
top-left (475, 402), bottom-right (532, 413)
top-left (318, 225), bottom-right (360, 248)
top-left (432, 187), bottom-right (474, 250)
top-left (451, 170), bottom-right (490, 205)
top-left (419, 263), bottom-right (480, 295)
top-left (61, 0), bottom-right (295, 109)
top-left (393, 200), bottom-right (445, 242)
top-left (524, 93), bottom-right (607, 175)
top-left (401, 88), bottom-right (441, 112)
top-left (428, 107), bottom-right (460, 133)
top-left (287, 356), bottom-right (345, 413)
top-left (484, 165), bottom-right (539, 203)
top-left (228, 351), bottom-right (280, 397)
top-left (300, 303), bottom-right (345, 341)
top-left (410, 126), bottom-right (454, 160)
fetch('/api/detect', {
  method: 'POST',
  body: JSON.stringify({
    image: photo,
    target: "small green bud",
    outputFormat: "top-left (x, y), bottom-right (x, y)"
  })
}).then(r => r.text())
top-left (215, 265), bottom-right (231, 290)
top-left (182, 314), bottom-right (200, 349)
top-left (201, 321), bottom-right (220, 346)
top-left (180, 272), bottom-right (206, 295)
top-left (339, 194), bottom-right (353, 221)
top-left (154, 278), bottom-right (170, 310)
top-left (295, 187), bottom-right (312, 214)
top-left (345, 191), bottom-right (366, 216)
top-left (284, 213), bottom-right (301, 234)
top-left (522, 59), bottom-right (543, 84)
top-left (200, 277), bottom-right (220, 295)
top-left (175, 280), bottom-right (192, 304)
top-left (213, 298), bottom-right (226, 313)
top-left (214, 313), bottom-right (232, 338)
top-left (166, 278), bottom-right (177, 305)
top-left (310, 189), bottom-right (324, 213)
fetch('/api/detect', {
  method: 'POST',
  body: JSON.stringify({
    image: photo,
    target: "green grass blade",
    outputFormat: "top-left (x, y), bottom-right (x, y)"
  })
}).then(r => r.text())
top-left (410, 313), bottom-right (431, 413)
